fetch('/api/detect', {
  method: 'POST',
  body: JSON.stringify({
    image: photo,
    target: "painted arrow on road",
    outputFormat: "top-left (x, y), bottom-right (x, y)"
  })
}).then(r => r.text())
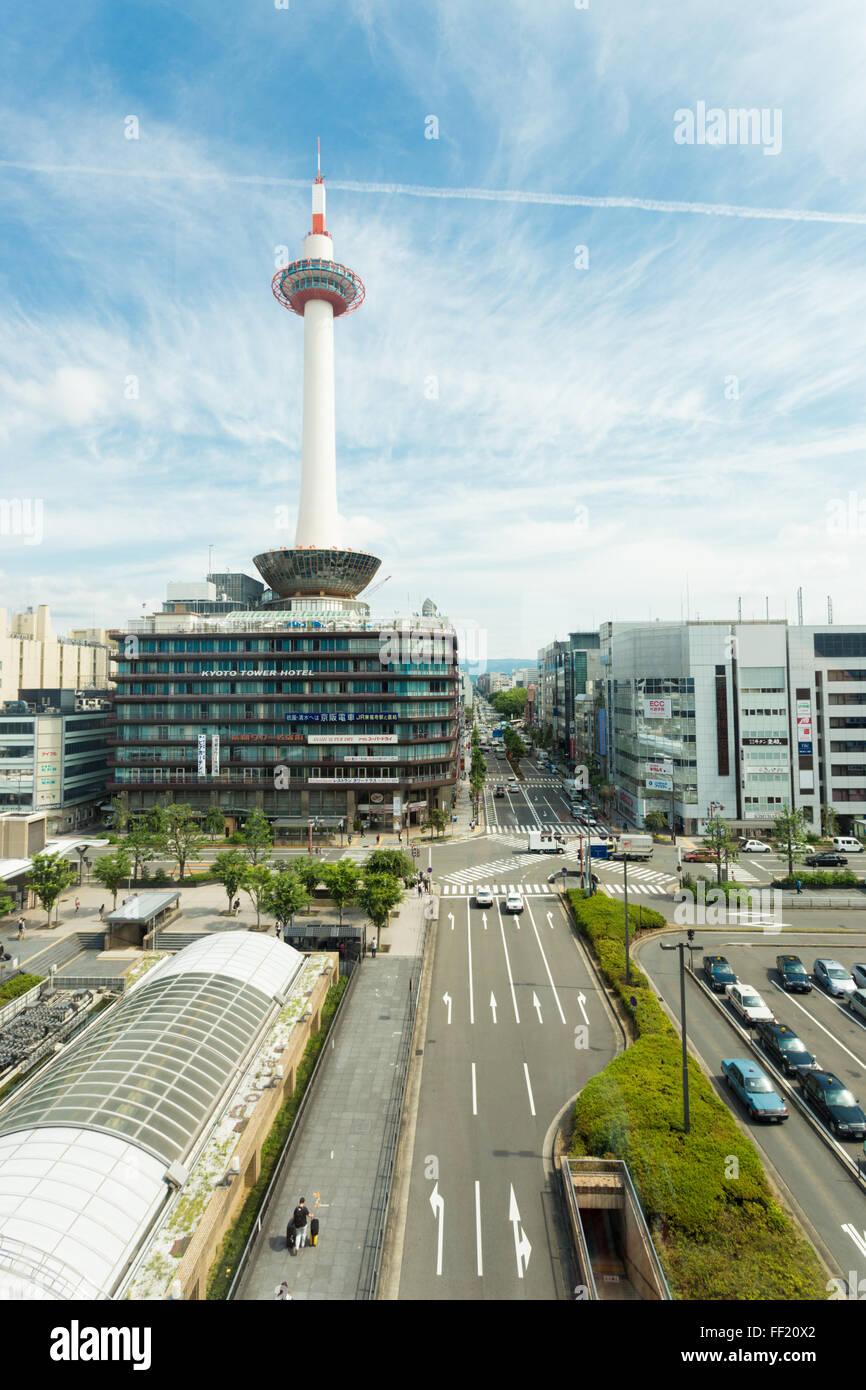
top-left (577, 992), bottom-right (589, 1025)
top-left (443, 992), bottom-right (452, 1025)
top-left (508, 1185), bottom-right (532, 1279)
top-left (489, 991), bottom-right (498, 1023)
top-left (532, 991), bottom-right (543, 1024)
top-left (430, 1182), bottom-right (445, 1276)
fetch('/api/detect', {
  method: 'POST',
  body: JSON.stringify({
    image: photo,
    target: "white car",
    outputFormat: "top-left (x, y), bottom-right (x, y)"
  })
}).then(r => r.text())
top-left (503, 892), bottom-right (524, 914)
top-left (474, 887), bottom-right (494, 909)
top-left (739, 840), bottom-right (771, 853)
top-left (726, 983), bottom-right (776, 1026)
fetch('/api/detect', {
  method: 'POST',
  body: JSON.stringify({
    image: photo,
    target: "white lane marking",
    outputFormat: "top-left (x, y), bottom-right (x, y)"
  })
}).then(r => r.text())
top-left (498, 915), bottom-right (520, 1023)
top-left (475, 1180), bottom-right (483, 1277)
top-left (430, 1182), bottom-right (444, 1277)
top-left (467, 900), bottom-right (474, 1025)
top-left (471, 1061), bottom-right (477, 1115)
top-left (525, 897), bottom-right (567, 1024)
top-left (769, 982), bottom-right (866, 1070)
top-left (524, 1062), bottom-right (536, 1115)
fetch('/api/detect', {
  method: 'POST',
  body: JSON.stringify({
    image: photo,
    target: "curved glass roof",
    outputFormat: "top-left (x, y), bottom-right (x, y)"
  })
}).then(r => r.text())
top-left (0, 933), bottom-right (304, 1166)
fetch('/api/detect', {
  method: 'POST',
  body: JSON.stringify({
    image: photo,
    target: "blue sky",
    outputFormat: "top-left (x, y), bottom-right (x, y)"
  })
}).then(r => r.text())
top-left (2, 0), bottom-right (866, 656)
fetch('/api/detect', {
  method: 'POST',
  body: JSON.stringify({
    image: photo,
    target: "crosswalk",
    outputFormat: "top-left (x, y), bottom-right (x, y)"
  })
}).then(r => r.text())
top-left (441, 883), bottom-right (557, 897)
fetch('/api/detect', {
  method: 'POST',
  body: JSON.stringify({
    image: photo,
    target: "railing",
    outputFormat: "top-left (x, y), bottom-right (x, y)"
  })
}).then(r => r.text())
top-left (357, 915), bottom-right (430, 1299)
top-left (226, 961), bottom-right (360, 1300)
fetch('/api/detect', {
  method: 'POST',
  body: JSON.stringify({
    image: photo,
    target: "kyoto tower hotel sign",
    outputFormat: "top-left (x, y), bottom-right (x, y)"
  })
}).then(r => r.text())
top-left (255, 147), bottom-right (381, 602)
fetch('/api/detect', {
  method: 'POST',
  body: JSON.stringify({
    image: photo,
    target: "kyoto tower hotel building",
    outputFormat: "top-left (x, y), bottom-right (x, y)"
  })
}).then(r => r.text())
top-left (109, 158), bottom-right (460, 835)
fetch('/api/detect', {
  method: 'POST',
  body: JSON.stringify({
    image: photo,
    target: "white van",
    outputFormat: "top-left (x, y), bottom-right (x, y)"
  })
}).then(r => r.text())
top-left (833, 836), bottom-right (864, 854)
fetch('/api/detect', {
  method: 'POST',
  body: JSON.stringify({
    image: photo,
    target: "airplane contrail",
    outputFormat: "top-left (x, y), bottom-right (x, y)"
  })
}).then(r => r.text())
top-left (1, 158), bottom-right (864, 226)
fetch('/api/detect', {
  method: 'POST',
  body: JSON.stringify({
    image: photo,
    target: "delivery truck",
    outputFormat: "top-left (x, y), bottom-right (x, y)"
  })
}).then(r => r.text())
top-left (526, 830), bottom-right (565, 853)
top-left (611, 833), bottom-right (653, 860)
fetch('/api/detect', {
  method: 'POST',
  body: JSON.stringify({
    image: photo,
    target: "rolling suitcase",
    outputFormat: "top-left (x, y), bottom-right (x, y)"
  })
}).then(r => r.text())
top-left (309, 1217), bottom-right (319, 1247)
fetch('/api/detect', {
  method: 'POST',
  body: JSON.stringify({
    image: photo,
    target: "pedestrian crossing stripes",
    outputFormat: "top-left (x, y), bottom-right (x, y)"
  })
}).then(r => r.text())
top-left (441, 883), bottom-right (557, 897)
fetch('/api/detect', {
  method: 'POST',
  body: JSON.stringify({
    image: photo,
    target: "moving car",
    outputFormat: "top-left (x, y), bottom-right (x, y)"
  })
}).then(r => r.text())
top-left (813, 958), bottom-right (857, 997)
top-left (847, 989), bottom-right (866, 1024)
top-left (725, 983), bottom-right (775, 1026)
top-left (776, 954), bottom-right (812, 993)
top-left (721, 1059), bottom-right (789, 1122)
top-left (753, 1020), bottom-right (818, 1076)
top-left (474, 887), bottom-right (494, 908)
top-left (703, 955), bottom-right (737, 992)
top-left (503, 891), bottom-right (524, 914)
top-left (683, 849), bottom-right (714, 863)
top-left (739, 839), bottom-right (770, 853)
top-left (800, 1070), bottom-right (866, 1139)
top-left (804, 852), bottom-right (847, 867)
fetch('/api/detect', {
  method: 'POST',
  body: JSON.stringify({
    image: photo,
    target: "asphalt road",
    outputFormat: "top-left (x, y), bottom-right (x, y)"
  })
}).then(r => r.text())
top-left (635, 929), bottom-right (866, 1293)
top-left (396, 884), bottom-right (619, 1299)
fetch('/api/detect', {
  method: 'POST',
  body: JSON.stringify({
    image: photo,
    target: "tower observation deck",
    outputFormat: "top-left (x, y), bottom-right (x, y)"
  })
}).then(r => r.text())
top-left (256, 148), bottom-right (381, 602)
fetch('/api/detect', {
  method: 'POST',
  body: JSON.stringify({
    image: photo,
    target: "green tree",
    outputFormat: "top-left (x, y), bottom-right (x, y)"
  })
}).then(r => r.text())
top-left (773, 802), bottom-right (810, 878)
top-left (701, 815), bottom-right (740, 885)
top-left (92, 848), bottom-right (133, 910)
top-left (212, 850), bottom-right (250, 912)
top-left (204, 806), bottom-right (226, 842)
top-left (363, 849), bottom-right (414, 881)
top-left (123, 818), bottom-right (159, 883)
top-left (26, 853), bottom-right (79, 926)
top-left (158, 804), bottom-right (205, 882)
top-left (321, 860), bottom-right (361, 924)
top-left (357, 872), bottom-right (403, 947)
top-left (266, 867), bottom-right (311, 933)
top-left (644, 810), bottom-right (668, 837)
top-left (242, 863), bottom-right (274, 929)
top-left (241, 808), bottom-right (274, 865)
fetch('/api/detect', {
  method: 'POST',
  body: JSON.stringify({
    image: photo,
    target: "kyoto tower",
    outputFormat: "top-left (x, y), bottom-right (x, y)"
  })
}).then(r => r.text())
top-left (254, 144), bottom-right (381, 604)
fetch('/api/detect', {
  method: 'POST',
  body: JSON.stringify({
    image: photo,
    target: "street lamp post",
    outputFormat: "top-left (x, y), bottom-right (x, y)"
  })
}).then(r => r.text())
top-left (660, 931), bottom-right (701, 1134)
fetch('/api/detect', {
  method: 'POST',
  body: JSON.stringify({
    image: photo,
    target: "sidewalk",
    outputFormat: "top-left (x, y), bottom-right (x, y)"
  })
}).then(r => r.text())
top-left (236, 893), bottom-right (432, 1300)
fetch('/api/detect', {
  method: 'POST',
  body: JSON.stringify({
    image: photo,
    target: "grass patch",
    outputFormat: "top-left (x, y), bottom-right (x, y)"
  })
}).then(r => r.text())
top-left (566, 890), bottom-right (827, 1301)
top-left (205, 975), bottom-right (348, 1299)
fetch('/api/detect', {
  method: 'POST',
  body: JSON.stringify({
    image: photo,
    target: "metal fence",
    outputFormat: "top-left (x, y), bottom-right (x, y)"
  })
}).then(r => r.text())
top-left (356, 917), bottom-right (430, 1299)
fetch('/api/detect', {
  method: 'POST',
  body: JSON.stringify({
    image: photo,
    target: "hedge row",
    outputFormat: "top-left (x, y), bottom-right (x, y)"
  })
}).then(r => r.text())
top-left (206, 975), bottom-right (348, 1299)
top-left (0, 972), bottom-right (43, 1004)
top-left (566, 890), bottom-right (827, 1300)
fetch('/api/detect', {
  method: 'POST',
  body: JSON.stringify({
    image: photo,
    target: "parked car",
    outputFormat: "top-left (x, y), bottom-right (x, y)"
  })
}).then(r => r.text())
top-left (813, 959), bottom-right (857, 997)
top-left (776, 954), bottom-right (812, 993)
top-left (725, 983), bottom-right (775, 1026)
top-left (703, 955), bottom-right (737, 992)
top-left (503, 892), bottom-right (524, 914)
top-left (850, 964), bottom-right (866, 989)
top-left (683, 849), bottom-right (714, 863)
top-left (721, 1059), bottom-right (789, 1122)
top-left (804, 852), bottom-right (848, 867)
top-left (848, 989), bottom-right (866, 1024)
top-left (739, 839), bottom-right (770, 852)
top-left (474, 887), bottom-right (494, 908)
top-left (800, 1070), bottom-right (866, 1139)
top-left (754, 1020), bottom-right (818, 1076)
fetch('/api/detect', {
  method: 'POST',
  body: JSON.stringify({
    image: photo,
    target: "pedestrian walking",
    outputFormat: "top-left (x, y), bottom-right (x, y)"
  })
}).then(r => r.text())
top-left (274, 1281), bottom-right (292, 1300)
top-left (292, 1197), bottom-right (310, 1249)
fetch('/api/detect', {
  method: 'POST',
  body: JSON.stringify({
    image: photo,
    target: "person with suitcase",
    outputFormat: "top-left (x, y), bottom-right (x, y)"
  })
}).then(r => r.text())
top-left (292, 1197), bottom-right (310, 1250)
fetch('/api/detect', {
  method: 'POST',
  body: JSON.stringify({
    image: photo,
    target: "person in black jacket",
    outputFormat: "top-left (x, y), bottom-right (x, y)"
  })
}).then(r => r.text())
top-left (292, 1197), bottom-right (310, 1249)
